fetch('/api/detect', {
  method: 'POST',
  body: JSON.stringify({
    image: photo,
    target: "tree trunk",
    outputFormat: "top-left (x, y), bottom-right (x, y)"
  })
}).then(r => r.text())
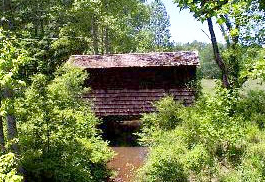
top-left (3, 88), bottom-right (19, 154)
top-left (220, 24), bottom-right (231, 47)
top-left (91, 15), bottom-right (99, 55)
top-left (2, 0), bottom-right (13, 30)
top-left (0, 116), bottom-right (5, 152)
top-left (105, 27), bottom-right (110, 54)
top-left (207, 17), bottom-right (230, 88)
top-left (220, 15), bottom-right (240, 87)
top-left (101, 27), bottom-right (104, 55)
top-left (0, 93), bottom-right (5, 152)
top-left (2, 89), bottom-right (25, 177)
top-left (2, 0), bottom-right (11, 11)
top-left (223, 14), bottom-right (239, 44)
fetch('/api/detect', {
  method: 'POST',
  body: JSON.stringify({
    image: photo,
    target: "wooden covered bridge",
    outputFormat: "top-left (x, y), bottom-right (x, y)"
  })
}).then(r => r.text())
top-left (70, 51), bottom-right (199, 117)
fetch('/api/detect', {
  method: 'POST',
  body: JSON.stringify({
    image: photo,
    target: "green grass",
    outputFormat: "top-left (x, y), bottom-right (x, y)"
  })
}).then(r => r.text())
top-left (201, 79), bottom-right (217, 96)
top-left (242, 79), bottom-right (265, 91)
top-left (201, 79), bottom-right (265, 95)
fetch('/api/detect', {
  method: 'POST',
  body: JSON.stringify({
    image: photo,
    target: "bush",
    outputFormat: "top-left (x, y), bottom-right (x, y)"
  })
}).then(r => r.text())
top-left (137, 87), bottom-right (265, 181)
top-left (136, 143), bottom-right (188, 182)
top-left (237, 90), bottom-right (265, 129)
top-left (138, 97), bottom-right (185, 146)
top-left (15, 64), bottom-right (113, 182)
top-left (0, 153), bottom-right (23, 182)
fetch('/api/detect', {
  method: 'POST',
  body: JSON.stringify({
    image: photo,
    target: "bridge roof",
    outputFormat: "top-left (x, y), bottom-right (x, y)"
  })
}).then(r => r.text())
top-left (69, 51), bottom-right (199, 69)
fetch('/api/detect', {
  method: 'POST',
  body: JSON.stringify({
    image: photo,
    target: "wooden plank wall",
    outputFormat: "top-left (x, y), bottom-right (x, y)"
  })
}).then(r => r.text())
top-left (84, 66), bottom-right (197, 116)
top-left (84, 89), bottom-right (195, 116)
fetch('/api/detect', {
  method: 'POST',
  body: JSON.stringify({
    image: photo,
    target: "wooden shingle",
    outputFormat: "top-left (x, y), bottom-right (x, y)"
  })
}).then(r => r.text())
top-left (70, 52), bottom-right (199, 117)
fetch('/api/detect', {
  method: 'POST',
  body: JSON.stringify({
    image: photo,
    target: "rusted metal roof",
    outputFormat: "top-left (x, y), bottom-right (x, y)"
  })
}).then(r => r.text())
top-left (70, 51), bottom-right (199, 69)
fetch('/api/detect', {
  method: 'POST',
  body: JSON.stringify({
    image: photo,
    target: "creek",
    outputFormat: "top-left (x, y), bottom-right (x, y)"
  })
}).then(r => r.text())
top-left (108, 147), bottom-right (148, 182)
top-left (100, 118), bottom-right (148, 182)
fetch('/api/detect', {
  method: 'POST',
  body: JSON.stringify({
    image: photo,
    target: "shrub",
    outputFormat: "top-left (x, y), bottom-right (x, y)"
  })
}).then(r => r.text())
top-left (237, 90), bottom-right (265, 129)
top-left (15, 64), bottom-right (113, 182)
top-left (137, 87), bottom-right (265, 181)
top-left (136, 143), bottom-right (188, 182)
top-left (0, 153), bottom-right (23, 182)
top-left (142, 96), bottom-right (185, 130)
top-left (138, 97), bottom-right (185, 146)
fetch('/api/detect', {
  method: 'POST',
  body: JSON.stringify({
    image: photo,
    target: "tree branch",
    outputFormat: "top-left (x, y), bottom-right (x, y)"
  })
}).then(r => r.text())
top-left (201, 29), bottom-right (211, 41)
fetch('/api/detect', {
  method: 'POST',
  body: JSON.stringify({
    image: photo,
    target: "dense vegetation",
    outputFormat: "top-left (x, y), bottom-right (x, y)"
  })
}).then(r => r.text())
top-left (135, 0), bottom-right (265, 181)
top-left (0, 0), bottom-right (173, 181)
top-left (137, 86), bottom-right (265, 181)
top-left (0, 0), bottom-right (264, 181)
top-left (0, 32), bottom-right (113, 181)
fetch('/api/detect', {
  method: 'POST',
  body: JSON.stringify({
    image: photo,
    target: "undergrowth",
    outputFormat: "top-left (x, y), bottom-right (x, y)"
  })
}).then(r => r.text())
top-left (137, 84), bottom-right (265, 182)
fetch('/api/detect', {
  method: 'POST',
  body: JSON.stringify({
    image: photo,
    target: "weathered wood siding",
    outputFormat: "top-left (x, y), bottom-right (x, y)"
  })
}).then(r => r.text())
top-left (84, 66), bottom-right (197, 117)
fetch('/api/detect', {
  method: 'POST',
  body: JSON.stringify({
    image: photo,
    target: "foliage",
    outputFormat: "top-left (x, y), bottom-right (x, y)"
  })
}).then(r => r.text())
top-left (14, 64), bottom-right (113, 182)
top-left (174, 41), bottom-right (222, 79)
top-left (0, 0), bottom-right (170, 82)
top-left (238, 0), bottom-right (265, 45)
top-left (0, 29), bottom-right (31, 153)
top-left (215, 0), bottom-right (265, 46)
top-left (146, 0), bottom-right (173, 51)
top-left (173, 0), bottom-right (265, 88)
top-left (137, 85), bottom-right (265, 181)
top-left (173, 0), bottom-right (264, 46)
top-left (0, 0), bottom-right (161, 68)
top-left (58, 0), bottom-right (150, 54)
top-left (1, 1), bottom-right (264, 181)
top-left (237, 90), bottom-right (265, 129)
top-left (221, 45), bottom-right (244, 87)
top-left (0, 29), bottom-right (30, 94)
top-left (136, 143), bottom-right (188, 182)
top-left (0, 32), bottom-right (114, 181)
top-left (241, 48), bottom-right (265, 81)
top-left (0, 153), bottom-right (23, 182)
top-left (138, 97), bottom-right (185, 146)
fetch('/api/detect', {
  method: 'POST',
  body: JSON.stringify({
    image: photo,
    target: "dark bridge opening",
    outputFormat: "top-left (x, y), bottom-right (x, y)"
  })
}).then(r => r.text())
top-left (99, 116), bottom-right (142, 147)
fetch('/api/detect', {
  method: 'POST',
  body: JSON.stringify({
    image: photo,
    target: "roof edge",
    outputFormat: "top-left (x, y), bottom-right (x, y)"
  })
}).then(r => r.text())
top-left (69, 51), bottom-right (200, 69)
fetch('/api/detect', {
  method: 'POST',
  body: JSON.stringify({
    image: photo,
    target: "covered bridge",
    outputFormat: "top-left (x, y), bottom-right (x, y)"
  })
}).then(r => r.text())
top-left (70, 52), bottom-right (199, 117)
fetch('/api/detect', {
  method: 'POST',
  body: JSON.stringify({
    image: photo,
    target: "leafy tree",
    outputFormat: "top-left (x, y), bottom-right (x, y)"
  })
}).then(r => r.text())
top-left (173, 0), bottom-right (231, 87)
top-left (216, 0), bottom-right (265, 46)
top-left (59, 0), bottom-right (152, 54)
top-left (241, 48), bottom-right (265, 81)
top-left (173, 0), bottom-right (265, 88)
top-left (174, 41), bottom-right (222, 79)
top-left (0, 30), bottom-right (113, 181)
top-left (0, 29), bottom-right (30, 154)
top-left (147, 0), bottom-right (173, 51)
top-left (217, 0), bottom-right (264, 86)
top-left (0, 0), bottom-right (153, 78)
top-left (15, 64), bottom-right (113, 181)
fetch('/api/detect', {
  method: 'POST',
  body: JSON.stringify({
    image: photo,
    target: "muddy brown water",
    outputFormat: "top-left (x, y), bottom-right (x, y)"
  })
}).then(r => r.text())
top-left (108, 147), bottom-right (149, 182)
